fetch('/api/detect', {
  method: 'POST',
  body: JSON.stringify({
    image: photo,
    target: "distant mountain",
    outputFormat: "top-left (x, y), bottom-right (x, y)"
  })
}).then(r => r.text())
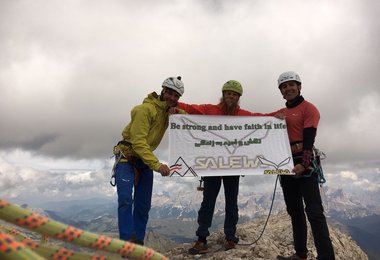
top-left (335, 214), bottom-right (380, 260)
top-left (2, 209), bottom-right (367, 259)
top-left (35, 187), bottom-right (380, 259)
top-left (38, 197), bottom-right (116, 222)
top-left (326, 188), bottom-right (380, 219)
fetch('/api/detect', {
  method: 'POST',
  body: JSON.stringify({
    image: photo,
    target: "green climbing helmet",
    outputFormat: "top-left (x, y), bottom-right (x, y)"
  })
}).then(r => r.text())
top-left (222, 80), bottom-right (243, 96)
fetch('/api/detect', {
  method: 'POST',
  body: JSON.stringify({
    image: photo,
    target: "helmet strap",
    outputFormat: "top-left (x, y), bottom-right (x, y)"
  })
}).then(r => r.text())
top-left (160, 88), bottom-right (166, 100)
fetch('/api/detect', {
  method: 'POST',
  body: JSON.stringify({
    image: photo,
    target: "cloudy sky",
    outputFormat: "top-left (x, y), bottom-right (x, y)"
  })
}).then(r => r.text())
top-left (1, 0), bottom-right (379, 206)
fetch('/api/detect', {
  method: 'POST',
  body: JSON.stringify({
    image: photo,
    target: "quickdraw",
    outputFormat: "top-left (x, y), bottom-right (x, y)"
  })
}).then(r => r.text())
top-left (110, 140), bottom-right (133, 187)
top-left (110, 152), bottom-right (122, 187)
top-left (196, 177), bottom-right (204, 191)
top-left (312, 147), bottom-right (326, 184)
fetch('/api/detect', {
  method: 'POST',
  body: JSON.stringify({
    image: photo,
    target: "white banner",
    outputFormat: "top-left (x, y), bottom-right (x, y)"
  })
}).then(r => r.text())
top-left (168, 114), bottom-right (294, 177)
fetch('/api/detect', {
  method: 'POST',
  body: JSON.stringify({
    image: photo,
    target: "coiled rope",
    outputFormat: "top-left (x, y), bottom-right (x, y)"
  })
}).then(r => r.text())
top-left (0, 199), bottom-right (168, 260)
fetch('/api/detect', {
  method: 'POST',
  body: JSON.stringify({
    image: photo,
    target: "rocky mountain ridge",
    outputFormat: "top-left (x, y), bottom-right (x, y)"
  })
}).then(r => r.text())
top-left (2, 210), bottom-right (367, 260)
top-left (28, 187), bottom-right (380, 259)
top-left (161, 212), bottom-right (368, 260)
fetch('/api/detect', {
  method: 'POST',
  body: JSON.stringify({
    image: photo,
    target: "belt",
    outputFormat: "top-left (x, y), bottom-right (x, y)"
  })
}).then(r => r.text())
top-left (291, 142), bottom-right (303, 154)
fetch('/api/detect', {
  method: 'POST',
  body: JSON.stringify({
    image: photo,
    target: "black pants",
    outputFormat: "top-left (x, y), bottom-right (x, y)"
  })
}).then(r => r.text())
top-left (280, 172), bottom-right (335, 260)
top-left (196, 176), bottom-right (240, 242)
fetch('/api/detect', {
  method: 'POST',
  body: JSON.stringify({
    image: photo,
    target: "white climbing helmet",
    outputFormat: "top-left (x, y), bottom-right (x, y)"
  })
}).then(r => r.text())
top-left (162, 76), bottom-right (184, 96)
top-left (277, 71), bottom-right (301, 87)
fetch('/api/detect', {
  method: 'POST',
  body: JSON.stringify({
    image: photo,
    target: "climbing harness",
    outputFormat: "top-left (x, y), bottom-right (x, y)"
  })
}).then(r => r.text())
top-left (292, 146), bottom-right (327, 184)
top-left (110, 140), bottom-right (142, 187)
top-left (110, 140), bottom-right (132, 186)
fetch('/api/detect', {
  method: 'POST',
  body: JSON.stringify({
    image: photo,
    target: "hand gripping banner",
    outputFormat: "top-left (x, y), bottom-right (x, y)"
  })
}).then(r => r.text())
top-left (169, 115), bottom-right (294, 177)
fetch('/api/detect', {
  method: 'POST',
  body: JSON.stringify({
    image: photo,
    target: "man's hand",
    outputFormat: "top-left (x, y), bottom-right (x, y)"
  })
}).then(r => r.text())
top-left (274, 112), bottom-right (285, 120)
top-left (167, 107), bottom-right (180, 115)
top-left (158, 164), bottom-right (170, 176)
top-left (292, 163), bottom-right (306, 176)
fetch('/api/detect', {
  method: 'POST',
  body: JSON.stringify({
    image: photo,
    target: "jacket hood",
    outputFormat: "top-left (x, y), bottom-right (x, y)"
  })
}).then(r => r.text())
top-left (143, 92), bottom-right (168, 111)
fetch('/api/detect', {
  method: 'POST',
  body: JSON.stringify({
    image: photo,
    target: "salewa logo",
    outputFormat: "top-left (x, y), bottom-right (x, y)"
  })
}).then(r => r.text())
top-left (170, 157), bottom-right (197, 177)
top-left (193, 155), bottom-right (267, 170)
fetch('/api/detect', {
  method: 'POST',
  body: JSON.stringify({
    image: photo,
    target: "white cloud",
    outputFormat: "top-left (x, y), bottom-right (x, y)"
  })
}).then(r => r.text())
top-left (325, 168), bottom-right (380, 194)
top-left (0, 151), bottom-right (115, 202)
top-left (340, 171), bottom-right (358, 181)
top-left (348, 93), bottom-right (380, 134)
top-left (64, 171), bottom-right (93, 184)
top-left (1, 0), bottom-right (380, 204)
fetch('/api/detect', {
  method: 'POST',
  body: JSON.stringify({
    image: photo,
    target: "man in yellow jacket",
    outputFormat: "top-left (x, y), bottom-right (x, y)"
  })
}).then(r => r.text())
top-left (113, 77), bottom-right (185, 245)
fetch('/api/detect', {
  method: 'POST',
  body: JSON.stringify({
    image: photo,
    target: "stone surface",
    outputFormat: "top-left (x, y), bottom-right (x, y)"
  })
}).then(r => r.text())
top-left (152, 211), bottom-right (368, 260)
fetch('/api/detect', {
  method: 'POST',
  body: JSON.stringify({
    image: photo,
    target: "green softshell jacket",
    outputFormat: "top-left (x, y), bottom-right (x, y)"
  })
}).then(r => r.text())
top-left (120, 92), bottom-right (184, 171)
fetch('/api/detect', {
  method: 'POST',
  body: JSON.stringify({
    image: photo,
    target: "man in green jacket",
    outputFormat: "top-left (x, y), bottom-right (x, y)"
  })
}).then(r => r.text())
top-left (113, 77), bottom-right (185, 245)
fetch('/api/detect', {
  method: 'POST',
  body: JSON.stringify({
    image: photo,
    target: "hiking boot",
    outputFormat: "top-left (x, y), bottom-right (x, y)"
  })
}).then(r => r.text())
top-left (128, 237), bottom-right (144, 246)
top-left (224, 240), bottom-right (237, 251)
top-left (188, 241), bottom-right (208, 255)
top-left (277, 254), bottom-right (307, 260)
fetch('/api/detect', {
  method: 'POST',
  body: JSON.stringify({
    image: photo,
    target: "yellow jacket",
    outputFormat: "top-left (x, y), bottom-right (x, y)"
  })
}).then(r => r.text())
top-left (115, 92), bottom-right (184, 171)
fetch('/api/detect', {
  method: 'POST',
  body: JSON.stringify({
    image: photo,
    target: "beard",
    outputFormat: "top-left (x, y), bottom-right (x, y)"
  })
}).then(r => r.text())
top-left (219, 97), bottom-right (239, 115)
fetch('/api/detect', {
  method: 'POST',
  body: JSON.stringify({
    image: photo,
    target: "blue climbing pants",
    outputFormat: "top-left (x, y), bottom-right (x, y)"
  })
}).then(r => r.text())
top-left (115, 159), bottom-right (153, 242)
